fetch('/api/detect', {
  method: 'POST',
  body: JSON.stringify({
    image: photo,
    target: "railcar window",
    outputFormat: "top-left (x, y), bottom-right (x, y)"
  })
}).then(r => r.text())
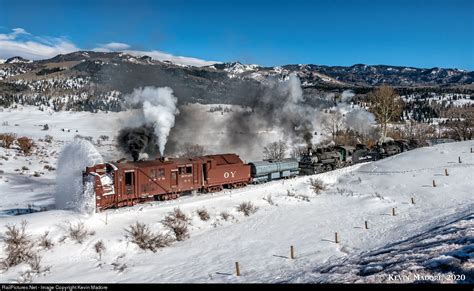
top-left (158, 168), bottom-right (165, 178)
top-left (150, 169), bottom-right (157, 179)
top-left (186, 166), bottom-right (192, 174)
top-left (125, 172), bottom-right (133, 186)
top-left (178, 166), bottom-right (186, 175)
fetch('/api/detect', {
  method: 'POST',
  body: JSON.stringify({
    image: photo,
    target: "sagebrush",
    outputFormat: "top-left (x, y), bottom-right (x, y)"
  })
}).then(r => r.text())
top-left (161, 208), bottom-right (190, 241)
top-left (0, 221), bottom-right (35, 270)
top-left (237, 201), bottom-right (259, 216)
top-left (125, 222), bottom-right (173, 252)
top-left (309, 178), bottom-right (326, 194)
top-left (196, 208), bottom-right (210, 221)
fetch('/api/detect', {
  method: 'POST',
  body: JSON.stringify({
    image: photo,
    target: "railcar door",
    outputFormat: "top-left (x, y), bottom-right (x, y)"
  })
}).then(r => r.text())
top-left (124, 170), bottom-right (135, 195)
top-left (171, 169), bottom-right (178, 188)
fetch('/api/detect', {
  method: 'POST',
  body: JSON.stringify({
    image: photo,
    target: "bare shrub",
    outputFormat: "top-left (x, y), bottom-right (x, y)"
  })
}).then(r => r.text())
top-left (219, 211), bottom-right (232, 221)
top-left (161, 208), bottom-right (190, 241)
top-left (44, 135), bottom-right (53, 143)
top-left (67, 221), bottom-right (94, 244)
top-left (309, 178), bottom-right (326, 194)
top-left (17, 136), bottom-right (35, 155)
top-left (44, 165), bottom-right (56, 171)
top-left (111, 255), bottom-right (127, 272)
top-left (373, 192), bottom-right (385, 200)
top-left (336, 187), bottom-right (354, 196)
top-left (0, 133), bottom-right (16, 149)
top-left (125, 222), bottom-right (173, 252)
top-left (196, 208), bottom-right (210, 221)
top-left (1, 220), bottom-right (35, 269)
top-left (297, 194), bottom-right (310, 202)
top-left (99, 135), bottom-right (109, 141)
top-left (287, 190), bottom-right (310, 201)
top-left (28, 254), bottom-right (42, 273)
top-left (94, 240), bottom-right (106, 260)
top-left (263, 195), bottom-right (274, 205)
top-left (237, 202), bottom-right (259, 216)
top-left (38, 231), bottom-right (54, 250)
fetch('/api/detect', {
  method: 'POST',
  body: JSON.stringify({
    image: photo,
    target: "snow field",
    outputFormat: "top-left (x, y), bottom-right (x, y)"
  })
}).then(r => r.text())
top-left (0, 106), bottom-right (472, 283)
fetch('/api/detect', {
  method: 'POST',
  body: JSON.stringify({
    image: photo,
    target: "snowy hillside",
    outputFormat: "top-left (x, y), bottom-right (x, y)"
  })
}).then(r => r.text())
top-left (0, 111), bottom-right (472, 284)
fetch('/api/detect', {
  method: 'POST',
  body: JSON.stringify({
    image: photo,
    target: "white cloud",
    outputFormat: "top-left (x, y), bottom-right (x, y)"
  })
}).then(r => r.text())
top-left (0, 28), bottom-right (79, 60)
top-left (94, 42), bottom-right (131, 51)
top-left (0, 28), bottom-right (219, 67)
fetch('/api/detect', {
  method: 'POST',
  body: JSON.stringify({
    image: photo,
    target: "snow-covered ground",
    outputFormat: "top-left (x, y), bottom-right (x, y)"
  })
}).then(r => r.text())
top-left (0, 106), bottom-right (472, 282)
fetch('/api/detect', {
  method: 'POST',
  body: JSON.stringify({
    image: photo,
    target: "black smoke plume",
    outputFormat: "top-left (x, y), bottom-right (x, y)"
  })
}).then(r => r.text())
top-left (117, 124), bottom-right (160, 161)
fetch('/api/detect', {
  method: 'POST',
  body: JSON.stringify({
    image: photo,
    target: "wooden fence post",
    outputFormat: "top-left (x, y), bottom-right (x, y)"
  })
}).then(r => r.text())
top-left (445, 169), bottom-right (449, 176)
top-left (411, 197), bottom-right (415, 204)
top-left (365, 221), bottom-right (368, 229)
top-left (433, 180), bottom-right (436, 187)
top-left (290, 245), bottom-right (295, 259)
top-left (335, 232), bottom-right (339, 243)
top-left (235, 262), bottom-right (240, 276)
top-left (392, 208), bottom-right (396, 216)
top-left (459, 156), bottom-right (462, 163)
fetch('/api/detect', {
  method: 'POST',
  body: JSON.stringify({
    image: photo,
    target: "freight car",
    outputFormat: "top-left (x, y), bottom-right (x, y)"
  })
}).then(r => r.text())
top-left (84, 154), bottom-right (251, 211)
top-left (249, 158), bottom-right (299, 183)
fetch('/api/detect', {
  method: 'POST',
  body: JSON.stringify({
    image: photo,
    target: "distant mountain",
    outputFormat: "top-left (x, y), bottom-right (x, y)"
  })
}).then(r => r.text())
top-left (5, 56), bottom-right (32, 64)
top-left (0, 51), bottom-right (472, 111)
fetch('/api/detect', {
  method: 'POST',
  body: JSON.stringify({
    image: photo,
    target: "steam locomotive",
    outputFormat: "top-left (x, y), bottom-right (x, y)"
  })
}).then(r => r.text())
top-left (84, 139), bottom-right (418, 211)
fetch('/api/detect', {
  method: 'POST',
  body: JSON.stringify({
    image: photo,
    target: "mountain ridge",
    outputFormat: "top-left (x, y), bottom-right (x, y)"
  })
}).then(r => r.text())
top-left (0, 51), bottom-right (472, 111)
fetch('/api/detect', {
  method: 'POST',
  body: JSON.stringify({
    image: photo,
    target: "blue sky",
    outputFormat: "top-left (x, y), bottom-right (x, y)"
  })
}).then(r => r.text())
top-left (1, 0), bottom-right (473, 69)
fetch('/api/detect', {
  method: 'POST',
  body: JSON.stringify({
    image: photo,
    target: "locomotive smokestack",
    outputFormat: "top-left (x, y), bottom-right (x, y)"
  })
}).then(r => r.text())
top-left (132, 151), bottom-right (139, 162)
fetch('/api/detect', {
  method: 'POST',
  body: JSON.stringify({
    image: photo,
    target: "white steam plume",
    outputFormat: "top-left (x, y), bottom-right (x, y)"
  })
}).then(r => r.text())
top-left (341, 90), bottom-right (355, 102)
top-left (125, 86), bottom-right (179, 155)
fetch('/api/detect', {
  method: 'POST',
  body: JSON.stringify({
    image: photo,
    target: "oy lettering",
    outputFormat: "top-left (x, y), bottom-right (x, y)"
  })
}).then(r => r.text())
top-left (224, 171), bottom-right (236, 179)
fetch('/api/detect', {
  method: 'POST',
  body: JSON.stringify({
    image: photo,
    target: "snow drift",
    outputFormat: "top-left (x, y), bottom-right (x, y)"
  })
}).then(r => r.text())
top-left (55, 138), bottom-right (103, 213)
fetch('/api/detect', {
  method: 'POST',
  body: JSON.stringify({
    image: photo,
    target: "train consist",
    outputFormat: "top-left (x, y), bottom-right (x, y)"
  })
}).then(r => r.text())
top-left (84, 139), bottom-right (418, 211)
